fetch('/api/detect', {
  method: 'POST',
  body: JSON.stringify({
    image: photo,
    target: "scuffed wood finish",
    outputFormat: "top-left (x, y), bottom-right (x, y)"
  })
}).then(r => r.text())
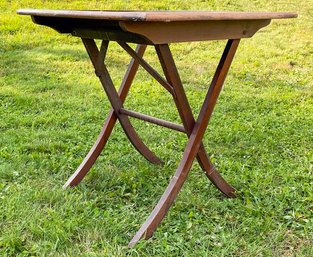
top-left (17, 9), bottom-right (297, 21)
top-left (120, 19), bottom-right (271, 43)
top-left (17, 9), bottom-right (297, 44)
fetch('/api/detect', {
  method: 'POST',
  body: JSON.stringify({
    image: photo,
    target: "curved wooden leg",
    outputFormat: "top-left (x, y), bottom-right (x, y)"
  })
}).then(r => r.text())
top-left (155, 44), bottom-right (235, 198)
top-left (128, 144), bottom-right (196, 247)
top-left (63, 109), bottom-right (116, 188)
top-left (118, 111), bottom-right (163, 165)
top-left (83, 39), bottom-right (162, 163)
top-left (64, 44), bottom-right (161, 188)
top-left (197, 146), bottom-right (235, 197)
top-left (129, 40), bottom-right (240, 247)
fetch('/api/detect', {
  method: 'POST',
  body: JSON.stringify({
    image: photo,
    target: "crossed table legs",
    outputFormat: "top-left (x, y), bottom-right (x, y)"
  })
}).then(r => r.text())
top-left (64, 38), bottom-right (240, 247)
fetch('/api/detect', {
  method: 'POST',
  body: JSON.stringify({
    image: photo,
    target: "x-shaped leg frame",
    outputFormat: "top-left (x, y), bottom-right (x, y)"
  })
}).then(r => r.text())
top-left (63, 38), bottom-right (240, 247)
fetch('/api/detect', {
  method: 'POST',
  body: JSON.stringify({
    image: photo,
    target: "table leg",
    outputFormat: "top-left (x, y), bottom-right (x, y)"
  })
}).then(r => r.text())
top-left (64, 42), bottom-right (161, 188)
top-left (155, 44), bottom-right (235, 198)
top-left (129, 39), bottom-right (240, 247)
top-left (83, 39), bottom-right (162, 164)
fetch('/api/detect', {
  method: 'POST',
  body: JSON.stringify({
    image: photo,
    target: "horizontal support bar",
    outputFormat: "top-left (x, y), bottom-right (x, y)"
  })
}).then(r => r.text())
top-left (119, 108), bottom-right (186, 133)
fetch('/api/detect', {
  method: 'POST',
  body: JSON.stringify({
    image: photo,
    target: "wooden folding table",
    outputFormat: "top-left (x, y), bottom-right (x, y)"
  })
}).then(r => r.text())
top-left (17, 9), bottom-right (297, 247)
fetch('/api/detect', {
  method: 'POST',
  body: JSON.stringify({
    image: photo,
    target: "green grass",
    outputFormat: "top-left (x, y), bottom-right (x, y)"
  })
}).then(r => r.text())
top-left (1, 0), bottom-right (312, 256)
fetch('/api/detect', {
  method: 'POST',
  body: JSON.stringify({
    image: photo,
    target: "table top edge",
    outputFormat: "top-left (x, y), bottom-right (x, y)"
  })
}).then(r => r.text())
top-left (16, 9), bottom-right (298, 21)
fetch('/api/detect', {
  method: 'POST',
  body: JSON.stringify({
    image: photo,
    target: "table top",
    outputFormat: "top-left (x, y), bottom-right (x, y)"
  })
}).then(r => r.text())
top-left (17, 9), bottom-right (297, 21)
top-left (17, 9), bottom-right (297, 44)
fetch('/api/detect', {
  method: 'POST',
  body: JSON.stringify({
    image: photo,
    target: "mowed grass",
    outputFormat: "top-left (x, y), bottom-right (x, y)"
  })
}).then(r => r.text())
top-left (1, 0), bottom-right (312, 256)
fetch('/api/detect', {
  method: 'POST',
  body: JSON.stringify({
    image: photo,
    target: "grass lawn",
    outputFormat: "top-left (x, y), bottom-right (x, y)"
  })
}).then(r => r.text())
top-left (1, 0), bottom-right (312, 256)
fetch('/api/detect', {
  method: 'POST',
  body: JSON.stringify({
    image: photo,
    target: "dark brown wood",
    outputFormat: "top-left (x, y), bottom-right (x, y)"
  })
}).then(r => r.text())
top-left (129, 39), bottom-right (240, 247)
top-left (17, 10), bottom-right (297, 44)
top-left (29, 16), bottom-right (153, 44)
top-left (119, 108), bottom-right (186, 133)
top-left (117, 42), bottom-right (174, 95)
top-left (71, 28), bottom-right (152, 44)
top-left (155, 44), bottom-right (235, 197)
top-left (82, 39), bottom-right (162, 164)
top-left (17, 9), bottom-right (297, 21)
top-left (64, 44), bottom-right (148, 188)
top-left (120, 19), bottom-right (270, 44)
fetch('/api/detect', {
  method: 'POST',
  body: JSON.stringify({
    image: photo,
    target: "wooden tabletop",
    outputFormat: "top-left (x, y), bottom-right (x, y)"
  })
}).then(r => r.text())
top-left (17, 9), bottom-right (297, 21)
top-left (17, 9), bottom-right (297, 44)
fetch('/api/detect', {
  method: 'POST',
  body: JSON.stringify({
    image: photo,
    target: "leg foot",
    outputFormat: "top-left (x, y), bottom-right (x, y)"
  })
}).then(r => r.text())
top-left (63, 110), bottom-right (116, 188)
